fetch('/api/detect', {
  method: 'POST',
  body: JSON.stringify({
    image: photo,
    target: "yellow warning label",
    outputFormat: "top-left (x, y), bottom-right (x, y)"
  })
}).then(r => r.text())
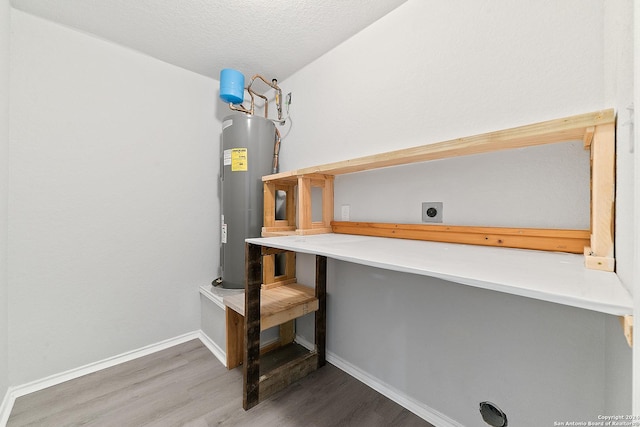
top-left (231, 148), bottom-right (248, 171)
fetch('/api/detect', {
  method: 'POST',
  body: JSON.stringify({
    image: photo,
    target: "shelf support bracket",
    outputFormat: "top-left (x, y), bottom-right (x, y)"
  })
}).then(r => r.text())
top-left (583, 126), bottom-right (595, 149)
top-left (619, 315), bottom-right (633, 348)
top-left (585, 122), bottom-right (616, 271)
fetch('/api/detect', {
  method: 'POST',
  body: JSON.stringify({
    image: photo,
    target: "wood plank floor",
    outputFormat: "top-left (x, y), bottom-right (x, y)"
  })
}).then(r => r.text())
top-left (7, 339), bottom-right (434, 427)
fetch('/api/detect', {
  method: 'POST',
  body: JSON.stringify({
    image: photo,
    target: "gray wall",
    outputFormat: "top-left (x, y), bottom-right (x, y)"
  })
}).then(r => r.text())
top-left (330, 260), bottom-right (610, 424)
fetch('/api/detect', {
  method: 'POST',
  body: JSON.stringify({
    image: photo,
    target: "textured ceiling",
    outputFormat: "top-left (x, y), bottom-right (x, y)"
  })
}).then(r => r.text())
top-left (11, 0), bottom-right (408, 81)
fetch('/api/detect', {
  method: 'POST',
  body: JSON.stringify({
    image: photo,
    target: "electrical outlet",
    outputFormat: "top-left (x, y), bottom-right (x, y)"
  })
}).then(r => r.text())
top-left (341, 205), bottom-right (350, 221)
top-left (422, 202), bottom-right (443, 223)
top-left (479, 401), bottom-right (508, 427)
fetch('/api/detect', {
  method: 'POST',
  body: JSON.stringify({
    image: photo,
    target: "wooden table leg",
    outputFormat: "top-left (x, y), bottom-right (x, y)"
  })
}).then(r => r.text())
top-left (315, 255), bottom-right (327, 368)
top-left (243, 242), bottom-right (262, 410)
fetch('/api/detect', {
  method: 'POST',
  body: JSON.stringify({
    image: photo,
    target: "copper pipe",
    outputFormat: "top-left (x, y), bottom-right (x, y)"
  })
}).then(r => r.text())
top-left (272, 127), bottom-right (282, 174)
top-left (247, 74), bottom-right (283, 120)
top-left (228, 102), bottom-right (251, 114)
top-left (248, 87), bottom-right (269, 118)
top-left (226, 73), bottom-right (284, 123)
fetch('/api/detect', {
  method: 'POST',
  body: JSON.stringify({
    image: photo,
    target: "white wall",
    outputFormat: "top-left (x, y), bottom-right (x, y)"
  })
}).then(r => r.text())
top-left (285, 1), bottom-right (632, 425)
top-left (633, 1), bottom-right (640, 417)
top-left (8, 10), bottom-right (220, 385)
top-left (603, 0), bottom-right (635, 415)
top-left (0, 0), bottom-right (10, 401)
top-left (605, 0), bottom-right (635, 301)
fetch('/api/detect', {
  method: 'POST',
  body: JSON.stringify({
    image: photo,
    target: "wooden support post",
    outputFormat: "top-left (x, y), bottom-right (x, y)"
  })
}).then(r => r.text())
top-left (263, 182), bottom-right (276, 230)
top-left (322, 176), bottom-right (334, 231)
top-left (279, 320), bottom-right (295, 346)
top-left (285, 186), bottom-right (296, 224)
top-left (583, 126), bottom-right (595, 149)
top-left (225, 307), bottom-right (244, 370)
top-left (243, 243), bottom-right (262, 410)
top-left (619, 315), bottom-right (633, 348)
top-left (297, 176), bottom-right (312, 231)
top-left (285, 251), bottom-right (296, 283)
top-left (315, 255), bottom-right (327, 368)
top-left (586, 123), bottom-right (616, 271)
top-left (262, 251), bottom-right (275, 288)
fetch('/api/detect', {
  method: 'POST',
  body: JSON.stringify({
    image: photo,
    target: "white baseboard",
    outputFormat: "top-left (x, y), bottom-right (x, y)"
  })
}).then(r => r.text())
top-left (0, 331), bottom-right (462, 427)
top-left (294, 335), bottom-right (463, 427)
top-left (197, 330), bottom-right (227, 367)
top-left (0, 388), bottom-right (14, 427)
top-left (0, 330), bottom-right (211, 427)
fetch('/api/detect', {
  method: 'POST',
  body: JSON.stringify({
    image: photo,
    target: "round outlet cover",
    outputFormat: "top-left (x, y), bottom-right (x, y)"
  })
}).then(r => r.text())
top-left (479, 401), bottom-right (508, 427)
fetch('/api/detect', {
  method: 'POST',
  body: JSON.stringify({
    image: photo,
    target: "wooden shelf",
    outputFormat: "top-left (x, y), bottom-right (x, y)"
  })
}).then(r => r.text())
top-left (257, 343), bottom-right (318, 402)
top-left (263, 109), bottom-right (613, 178)
top-left (223, 283), bottom-right (318, 331)
top-left (261, 109), bottom-right (616, 271)
top-left (246, 234), bottom-right (633, 317)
